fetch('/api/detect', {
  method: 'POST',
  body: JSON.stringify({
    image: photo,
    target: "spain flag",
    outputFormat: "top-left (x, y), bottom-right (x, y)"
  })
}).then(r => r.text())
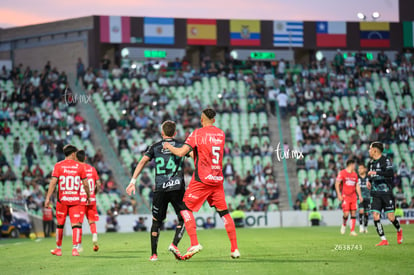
top-left (187, 19), bottom-right (217, 45)
top-left (360, 22), bottom-right (390, 48)
top-left (230, 19), bottom-right (261, 46)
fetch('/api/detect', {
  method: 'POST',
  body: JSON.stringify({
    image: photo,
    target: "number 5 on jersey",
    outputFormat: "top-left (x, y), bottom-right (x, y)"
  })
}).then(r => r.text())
top-left (212, 146), bottom-right (220, 164)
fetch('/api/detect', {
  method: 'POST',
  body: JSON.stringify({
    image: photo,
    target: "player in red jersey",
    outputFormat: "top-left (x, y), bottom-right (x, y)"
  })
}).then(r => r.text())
top-left (76, 150), bottom-right (101, 252)
top-left (44, 145), bottom-right (91, 256)
top-left (163, 108), bottom-right (240, 260)
top-left (335, 159), bottom-right (363, 236)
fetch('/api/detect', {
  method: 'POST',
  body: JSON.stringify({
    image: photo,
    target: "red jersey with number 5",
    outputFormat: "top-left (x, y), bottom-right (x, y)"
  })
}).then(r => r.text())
top-left (52, 159), bottom-right (87, 205)
top-left (80, 163), bottom-right (99, 205)
top-left (185, 125), bottom-right (225, 186)
top-left (336, 169), bottom-right (358, 199)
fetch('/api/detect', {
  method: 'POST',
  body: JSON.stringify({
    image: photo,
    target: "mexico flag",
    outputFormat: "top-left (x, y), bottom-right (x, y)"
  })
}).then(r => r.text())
top-left (100, 16), bottom-right (131, 44)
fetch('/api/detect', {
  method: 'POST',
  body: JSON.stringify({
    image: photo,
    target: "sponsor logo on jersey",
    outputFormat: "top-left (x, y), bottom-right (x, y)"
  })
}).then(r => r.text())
top-left (61, 196), bottom-right (80, 202)
top-left (205, 175), bottom-right (224, 181)
top-left (209, 137), bottom-right (223, 145)
top-left (162, 179), bottom-right (181, 189)
top-left (63, 169), bottom-right (78, 175)
top-left (211, 165), bottom-right (221, 170)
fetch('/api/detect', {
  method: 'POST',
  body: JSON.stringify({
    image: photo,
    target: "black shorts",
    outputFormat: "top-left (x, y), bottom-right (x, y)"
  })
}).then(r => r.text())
top-left (152, 189), bottom-right (185, 222)
top-left (370, 194), bottom-right (395, 214)
top-left (358, 200), bottom-right (371, 212)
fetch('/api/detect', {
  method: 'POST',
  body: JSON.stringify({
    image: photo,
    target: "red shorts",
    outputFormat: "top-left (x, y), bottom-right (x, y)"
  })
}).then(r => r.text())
top-left (80, 204), bottom-right (99, 223)
top-left (183, 180), bottom-right (228, 212)
top-left (342, 197), bottom-right (357, 212)
top-left (56, 202), bottom-right (82, 225)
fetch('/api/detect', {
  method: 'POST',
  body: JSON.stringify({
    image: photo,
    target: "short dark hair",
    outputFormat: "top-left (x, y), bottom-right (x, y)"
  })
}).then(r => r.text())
top-left (202, 108), bottom-right (216, 120)
top-left (346, 159), bottom-right (355, 167)
top-left (76, 150), bottom-right (86, 162)
top-left (370, 141), bottom-right (384, 153)
top-left (63, 144), bottom-right (78, 156)
top-left (162, 120), bottom-right (176, 137)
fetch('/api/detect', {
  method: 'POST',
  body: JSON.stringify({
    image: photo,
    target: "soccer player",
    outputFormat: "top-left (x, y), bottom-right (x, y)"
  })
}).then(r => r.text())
top-left (367, 141), bottom-right (403, 246)
top-left (126, 120), bottom-right (188, 261)
top-left (76, 150), bottom-right (101, 252)
top-left (163, 108), bottom-right (240, 260)
top-left (335, 159), bottom-right (363, 236)
top-left (44, 145), bottom-right (90, 256)
top-left (357, 163), bottom-right (370, 233)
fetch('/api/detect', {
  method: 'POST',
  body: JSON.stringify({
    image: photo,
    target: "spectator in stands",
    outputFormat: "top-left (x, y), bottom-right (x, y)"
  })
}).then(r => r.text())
top-left (139, 171), bottom-right (152, 195)
top-left (398, 160), bottom-right (410, 179)
top-left (133, 217), bottom-right (148, 232)
top-left (394, 187), bottom-right (405, 202)
top-left (24, 142), bottom-right (37, 170)
top-left (223, 159), bottom-right (235, 180)
top-left (0, 150), bottom-right (9, 167)
top-left (400, 198), bottom-right (409, 209)
top-left (252, 144), bottom-right (261, 157)
top-left (203, 217), bottom-right (216, 229)
top-left (241, 140), bottom-right (252, 157)
top-left (232, 142), bottom-right (241, 157)
top-left (105, 209), bottom-right (118, 232)
top-left (277, 91), bottom-right (288, 118)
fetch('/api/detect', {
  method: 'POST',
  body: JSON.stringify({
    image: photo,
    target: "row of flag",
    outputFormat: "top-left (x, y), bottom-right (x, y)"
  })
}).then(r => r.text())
top-left (100, 16), bottom-right (414, 48)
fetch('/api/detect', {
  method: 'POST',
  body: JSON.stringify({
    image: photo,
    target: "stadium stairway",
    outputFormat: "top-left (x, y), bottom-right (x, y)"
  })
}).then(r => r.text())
top-left (68, 76), bottom-right (148, 213)
top-left (269, 105), bottom-right (299, 210)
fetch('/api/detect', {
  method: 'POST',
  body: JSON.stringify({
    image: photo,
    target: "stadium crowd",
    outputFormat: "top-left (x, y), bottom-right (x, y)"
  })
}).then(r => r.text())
top-left (288, 50), bottom-right (414, 210)
top-left (0, 62), bottom-right (118, 216)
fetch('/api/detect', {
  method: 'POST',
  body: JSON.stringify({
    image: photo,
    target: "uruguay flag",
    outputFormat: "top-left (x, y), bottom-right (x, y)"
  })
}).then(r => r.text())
top-left (144, 17), bottom-right (175, 45)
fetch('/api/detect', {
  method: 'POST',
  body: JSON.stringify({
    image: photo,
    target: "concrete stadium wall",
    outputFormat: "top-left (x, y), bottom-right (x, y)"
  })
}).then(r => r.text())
top-left (14, 41), bottom-right (87, 75)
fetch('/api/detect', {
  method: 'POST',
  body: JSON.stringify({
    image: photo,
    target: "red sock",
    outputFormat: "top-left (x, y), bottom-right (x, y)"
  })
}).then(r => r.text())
top-left (222, 214), bottom-right (238, 252)
top-left (180, 210), bottom-right (198, 246)
top-left (56, 227), bottom-right (63, 247)
top-left (350, 217), bottom-right (356, 232)
top-left (72, 227), bottom-right (82, 247)
top-left (90, 223), bottom-right (97, 234)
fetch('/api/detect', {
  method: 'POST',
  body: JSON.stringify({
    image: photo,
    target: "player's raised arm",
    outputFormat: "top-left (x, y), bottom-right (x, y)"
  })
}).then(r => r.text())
top-left (127, 155), bottom-right (150, 195)
top-left (44, 177), bottom-right (58, 207)
top-left (163, 143), bottom-right (192, 157)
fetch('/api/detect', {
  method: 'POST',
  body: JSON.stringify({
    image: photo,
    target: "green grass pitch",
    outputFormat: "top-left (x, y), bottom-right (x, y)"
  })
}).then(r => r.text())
top-left (0, 225), bottom-right (412, 275)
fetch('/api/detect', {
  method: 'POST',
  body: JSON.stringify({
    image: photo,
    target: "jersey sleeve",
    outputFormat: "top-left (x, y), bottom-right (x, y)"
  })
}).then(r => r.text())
top-left (377, 157), bottom-right (394, 177)
top-left (51, 163), bottom-right (59, 178)
top-left (78, 164), bottom-right (87, 180)
top-left (144, 144), bottom-right (155, 160)
top-left (336, 171), bottom-right (344, 182)
top-left (184, 129), bottom-right (197, 149)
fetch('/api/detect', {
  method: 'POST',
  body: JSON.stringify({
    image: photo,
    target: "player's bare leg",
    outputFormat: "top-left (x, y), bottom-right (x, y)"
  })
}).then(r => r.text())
top-left (218, 209), bottom-right (240, 259)
top-left (387, 212), bottom-right (403, 244)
